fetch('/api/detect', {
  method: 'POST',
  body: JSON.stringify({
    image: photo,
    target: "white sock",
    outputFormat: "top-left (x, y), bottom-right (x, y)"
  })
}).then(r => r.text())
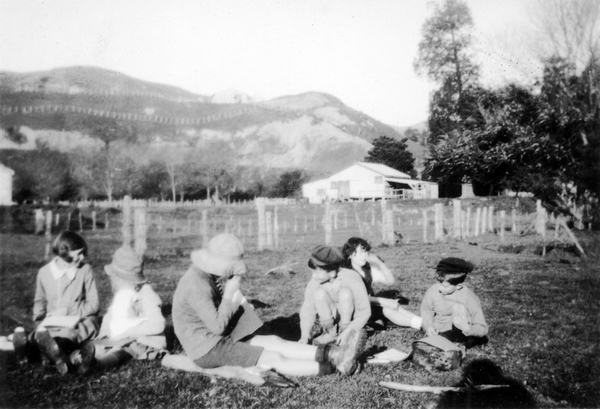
top-left (410, 316), bottom-right (422, 330)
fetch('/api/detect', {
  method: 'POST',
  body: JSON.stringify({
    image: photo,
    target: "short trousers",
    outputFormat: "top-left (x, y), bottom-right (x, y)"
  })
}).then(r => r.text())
top-left (193, 336), bottom-right (264, 368)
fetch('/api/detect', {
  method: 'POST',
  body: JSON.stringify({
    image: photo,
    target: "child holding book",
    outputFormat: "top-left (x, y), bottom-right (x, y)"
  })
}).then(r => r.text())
top-left (13, 231), bottom-right (100, 375)
top-left (420, 257), bottom-right (488, 348)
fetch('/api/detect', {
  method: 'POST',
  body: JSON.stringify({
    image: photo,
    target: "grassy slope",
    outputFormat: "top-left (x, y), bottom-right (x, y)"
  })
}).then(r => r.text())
top-left (0, 214), bottom-right (599, 408)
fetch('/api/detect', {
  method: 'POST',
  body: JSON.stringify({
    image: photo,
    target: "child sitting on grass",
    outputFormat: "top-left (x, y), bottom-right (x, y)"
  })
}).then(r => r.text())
top-left (75, 245), bottom-right (166, 374)
top-left (299, 245), bottom-right (371, 346)
top-left (342, 237), bottom-right (422, 331)
top-left (420, 257), bottom-right (488, 348)
top-left (173, 234), bottom-right (366, 378)
top-left (13, 231), bottom-right (100, 375)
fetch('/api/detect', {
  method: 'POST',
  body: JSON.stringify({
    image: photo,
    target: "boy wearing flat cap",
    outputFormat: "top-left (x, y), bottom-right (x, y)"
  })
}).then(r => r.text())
top-left (299, 245), bottom-right (370, 353)
top-left (420, 257), bottom-right (488, 348)
top-left (173, 234), bottom-right (366, 377)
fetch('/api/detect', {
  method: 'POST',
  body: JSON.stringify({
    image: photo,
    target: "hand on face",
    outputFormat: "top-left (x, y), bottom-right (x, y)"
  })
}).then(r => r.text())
top-left (223, 275), bottom-right (241, 300)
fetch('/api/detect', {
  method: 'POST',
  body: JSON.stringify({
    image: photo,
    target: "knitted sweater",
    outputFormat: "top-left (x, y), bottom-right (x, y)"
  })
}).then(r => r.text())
top-left (173, 265), bottom-right (238, 361)
top-left (299, 268), bottom-right (371, 340)
top-left (33, 259), bottom-right (100, 321)
top-left (420, 283), bottom-right (488, 337)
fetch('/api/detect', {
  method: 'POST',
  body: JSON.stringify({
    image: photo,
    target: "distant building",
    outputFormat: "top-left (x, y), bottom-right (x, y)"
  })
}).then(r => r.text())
top-left (210, 89), bottom-right (252, 104)
top-left (302, 162), bottom-right (438, 203)
top-left (0, 163), bottom-right (15, 205)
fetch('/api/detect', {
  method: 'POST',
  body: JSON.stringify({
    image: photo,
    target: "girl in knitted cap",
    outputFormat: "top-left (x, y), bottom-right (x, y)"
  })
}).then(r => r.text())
top-left (342, 237), bottom-right (422, 331)
top-left (420, 257), bottom-right (488, 348)
top-left (173, 233), bottom-right (366, 378)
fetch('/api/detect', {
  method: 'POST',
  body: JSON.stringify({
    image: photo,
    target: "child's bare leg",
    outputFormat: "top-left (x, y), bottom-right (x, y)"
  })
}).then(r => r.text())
top-left (256, 350), bottom-right (321, 377)
top-left (382, 305), bottom-right (422, 329)
top-left (250, 335), bottom-right (318, 361)
top-left (313, 288), bottom-right (337, 331)
top-left (337, 288), bottom-right (354, 331)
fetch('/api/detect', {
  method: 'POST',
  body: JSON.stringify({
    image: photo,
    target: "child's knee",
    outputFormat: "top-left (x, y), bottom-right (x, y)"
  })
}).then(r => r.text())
top-left (452, 303), bottom-right (468, 316)
top-left (314, 288), bottom-right (329, 303)
top-left (338, 288), bottom-right (353, 304)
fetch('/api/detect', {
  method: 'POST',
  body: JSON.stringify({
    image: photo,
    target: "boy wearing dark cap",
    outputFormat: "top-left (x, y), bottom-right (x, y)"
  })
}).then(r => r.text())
top-left (420, 257), bottom-right (488, 348)
top-left (299, 245), bottom-right (370, 350)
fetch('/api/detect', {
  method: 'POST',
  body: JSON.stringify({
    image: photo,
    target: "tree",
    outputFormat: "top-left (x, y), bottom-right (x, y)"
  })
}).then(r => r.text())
top-left (414, 0), bottom-right (479, 97)
top-left (271, 170), bottom-right (307, 198)
top-left (364, 136), bottom-right (417, 178)
top-left (414, 0), bottom-right (480, 143)
top-left (531, 0), bottom-right (600, 74)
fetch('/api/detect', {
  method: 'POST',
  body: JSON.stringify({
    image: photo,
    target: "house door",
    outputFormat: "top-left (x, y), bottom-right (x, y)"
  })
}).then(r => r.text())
top-left (338, 181), bottom-right (350, 199)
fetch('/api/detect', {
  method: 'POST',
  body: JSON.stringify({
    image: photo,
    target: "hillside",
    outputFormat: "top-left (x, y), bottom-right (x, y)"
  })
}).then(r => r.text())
top-left (0, 66), bottom-right (404, 174)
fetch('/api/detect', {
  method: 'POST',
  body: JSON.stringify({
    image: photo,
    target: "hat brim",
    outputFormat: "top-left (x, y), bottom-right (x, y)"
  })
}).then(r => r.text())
top-left (104, 264), bottom-right (148, 284)
top-left (192, 249), bottom-right (247, 277)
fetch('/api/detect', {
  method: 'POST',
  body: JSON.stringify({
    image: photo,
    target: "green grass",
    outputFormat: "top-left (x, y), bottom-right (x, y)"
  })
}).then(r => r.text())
top-left (1, 226), bottom-right (599, 408)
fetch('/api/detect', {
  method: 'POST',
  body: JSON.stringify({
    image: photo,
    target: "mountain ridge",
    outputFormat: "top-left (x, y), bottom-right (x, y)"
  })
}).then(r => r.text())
top-left (0, 66), bottom-right (418, 174)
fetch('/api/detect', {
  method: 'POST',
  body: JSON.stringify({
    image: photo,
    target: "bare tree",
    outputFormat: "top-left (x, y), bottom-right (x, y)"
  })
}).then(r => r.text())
top-left (531, 0), bottom-right (600, 73)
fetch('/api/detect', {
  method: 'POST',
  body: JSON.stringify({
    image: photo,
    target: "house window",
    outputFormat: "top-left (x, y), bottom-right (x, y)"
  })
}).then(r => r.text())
top-left (317, 189), bottom-right (326, 196)
top-left (374, 176), bottom-right (383, 184)
top-left (330, 181), bottom-right (338, 189)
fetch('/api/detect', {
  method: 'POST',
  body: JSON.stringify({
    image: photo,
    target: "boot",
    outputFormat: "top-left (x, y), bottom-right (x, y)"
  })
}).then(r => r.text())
top-left (77, 342), bottom-right (96, 375)
top-left (326, 328), bottom-right (367, 375)
top-left (35, 327), bottom-right (69, 375)
top-left (12, 327), bottom-right (28, 365)
top-left (312, 325), bottom-right (338, 346)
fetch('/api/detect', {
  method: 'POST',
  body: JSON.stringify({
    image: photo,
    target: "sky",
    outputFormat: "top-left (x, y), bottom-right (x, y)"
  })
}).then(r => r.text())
top-left (0, 0), bottom-right (543, 127)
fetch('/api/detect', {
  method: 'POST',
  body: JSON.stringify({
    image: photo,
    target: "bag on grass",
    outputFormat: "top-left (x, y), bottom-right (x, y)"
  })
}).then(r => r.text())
top-left (411, 335), bottom-right (465, 371)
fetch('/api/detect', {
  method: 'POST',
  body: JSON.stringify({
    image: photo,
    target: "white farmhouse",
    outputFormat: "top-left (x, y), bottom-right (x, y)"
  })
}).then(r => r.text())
top-left (0, 162), bottom-right (15, 205)
top-left (302, 162), bottom-right (438, 203)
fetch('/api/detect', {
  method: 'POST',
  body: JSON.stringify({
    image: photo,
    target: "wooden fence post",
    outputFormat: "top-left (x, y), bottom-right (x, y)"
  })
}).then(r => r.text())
top-left (422, 208), bottom-right (428, 243)
top-left (266, 211), bottom-right (273, 250)
top-left (434, 204), bottom-right (444, 241)
top-left (474, 207), bottom-right (481, 237)
top-left (35, 209), bottom-right (44, 235)
top-left (274, 207), bottom-right (280, 250)
top-left (55, 213), bottom-right (60, 227)
top-left (122, 195), bottom-right (132, 247)
top-left (105, 212), bottom-right (109, 230)
top-left (488, 205), bottom-right (495, 233)
top-left (78, 211), bottom-right (83, 232)
top-left (500, 210), bottom-right (506, 242)
top-left (465, 207), bottom-right (471, 238)
top-left (481, 207), bottom-right (488, 234)
top-left (325, 201), bottom-right (332, 245)
top-left (453, 200), bottom-right (461, 239)
top-left (92, 211), bottom-right (96, 231)
top-left (256, 198), bottom-right (266, 251)
top-left (512, 209), bottom-right (517, 234)
top-left (44, 210), bottom-right (53, 259)
top-left (385, 210), bottom-right (395, 245)
top-left (134, 208), bottom-right (147, 257)
top-left (461, 210), bottom-right (467, 240)
top-left (202, 210), bottom-right (209, 248)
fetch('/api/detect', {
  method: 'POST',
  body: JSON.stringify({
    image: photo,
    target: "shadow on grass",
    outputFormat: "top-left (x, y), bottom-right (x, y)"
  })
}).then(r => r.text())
top-left (255, 313), bottom-right (301, 341)
top-left (437, 359), bottom-right (535, 408)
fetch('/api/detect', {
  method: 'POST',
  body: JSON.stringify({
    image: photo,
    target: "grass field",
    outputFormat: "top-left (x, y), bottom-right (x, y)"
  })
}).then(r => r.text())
top-left (1, 219), bottom-right (599, 408)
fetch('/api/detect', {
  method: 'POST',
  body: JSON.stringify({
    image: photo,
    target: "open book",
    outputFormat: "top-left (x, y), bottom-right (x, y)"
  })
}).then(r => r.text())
top-left (39, 315), bottom-right (81, 329)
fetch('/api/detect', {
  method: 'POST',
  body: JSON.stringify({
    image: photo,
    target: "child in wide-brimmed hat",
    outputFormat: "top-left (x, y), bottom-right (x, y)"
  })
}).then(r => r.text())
top-left (420, 257), bottom-right (488, 348)
top-left (299, 245), bottom-right (370, 352)
top-left (75, 246), bottom-right (166, 374)
top-left (173, 233), bottom-right (367, 377)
